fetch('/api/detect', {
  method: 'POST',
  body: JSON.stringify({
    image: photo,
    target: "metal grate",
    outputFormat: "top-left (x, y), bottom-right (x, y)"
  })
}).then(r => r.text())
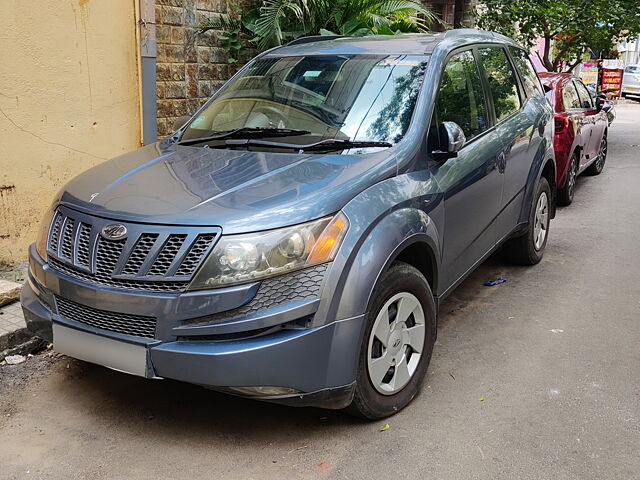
top-left (55, 295), bottom-right (157, 338)
top-left (60, 218), bottom-right (76, 259)
top-left (122, 234), bottom-right (158, 275)
top-left (76, 223), bottom-right (92, 268)
top-left (46, 209), bottom-right (220, 293)
top-left (148, 234), bottom-right (187, 276)
top-left (175, 234), bottom-right (217, 276)
top-left (49, 212), bottom-right (64, 253)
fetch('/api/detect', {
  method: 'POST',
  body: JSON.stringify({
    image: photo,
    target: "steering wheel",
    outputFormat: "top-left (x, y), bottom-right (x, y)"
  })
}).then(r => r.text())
top-left (252, 105), bottom-right (288, 128)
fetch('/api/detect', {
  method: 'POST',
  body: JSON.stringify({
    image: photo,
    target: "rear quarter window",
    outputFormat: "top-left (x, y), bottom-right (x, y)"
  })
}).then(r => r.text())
top-left (478, 47), bottom-right (522, 121)
top-left (508, 47), bottom-right (544, 98)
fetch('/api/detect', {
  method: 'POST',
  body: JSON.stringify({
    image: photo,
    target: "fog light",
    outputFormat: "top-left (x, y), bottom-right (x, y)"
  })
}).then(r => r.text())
top-left (227, 386), bottom-right (301, 397)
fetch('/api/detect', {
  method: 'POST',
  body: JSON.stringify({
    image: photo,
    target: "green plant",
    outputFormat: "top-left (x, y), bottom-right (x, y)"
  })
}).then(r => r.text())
top-left (199, 0), bottom-right (437, 62)
top-left (197, 1), bottom-right (251, 64)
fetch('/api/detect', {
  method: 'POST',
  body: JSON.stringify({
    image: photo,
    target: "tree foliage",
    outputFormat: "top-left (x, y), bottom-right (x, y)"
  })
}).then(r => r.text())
top-left (475, 0), bottom-right (640, 71)
top-left (199, 0), bottom-right (436, 57)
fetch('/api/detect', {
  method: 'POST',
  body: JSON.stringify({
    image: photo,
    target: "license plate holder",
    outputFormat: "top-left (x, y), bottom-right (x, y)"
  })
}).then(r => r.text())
top-left (53, 323), bottom-right (150, 377)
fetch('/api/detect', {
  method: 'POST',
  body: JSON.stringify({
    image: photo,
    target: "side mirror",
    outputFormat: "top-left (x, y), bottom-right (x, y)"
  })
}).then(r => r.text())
top-left (595, 97), bottom-right (604, 113)
top-left (173, 115), bottom-right (192, 131)
top-left (433, 121), bottom-right (466, 161)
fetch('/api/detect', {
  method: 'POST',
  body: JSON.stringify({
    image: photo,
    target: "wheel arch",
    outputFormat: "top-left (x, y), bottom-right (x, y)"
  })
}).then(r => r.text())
top-left (328, 207), bottom-right (442, 323)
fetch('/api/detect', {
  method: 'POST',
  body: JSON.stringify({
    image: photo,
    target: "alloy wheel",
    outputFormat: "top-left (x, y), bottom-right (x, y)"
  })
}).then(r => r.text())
top-left (533, 191), bottom-right (549, 250)
top-left (367, 292), bottom-right (426, 395)
top-left (567, 155), bottom-right (577, 199)
top-left (595, 137), bottom-right (607, 171)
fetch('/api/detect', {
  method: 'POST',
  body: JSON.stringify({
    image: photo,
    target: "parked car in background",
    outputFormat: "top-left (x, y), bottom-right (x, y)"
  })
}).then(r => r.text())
top-left (622, 64), bottom-right (640, 97)
top-left (539, 73), bottom-right (608, 206)
top-left (22, 30), bottom-right (555, 419)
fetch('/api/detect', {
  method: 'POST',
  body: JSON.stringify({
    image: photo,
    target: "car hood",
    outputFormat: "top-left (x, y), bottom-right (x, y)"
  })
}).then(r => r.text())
top-left (58, 141), bottom-right (395, 233)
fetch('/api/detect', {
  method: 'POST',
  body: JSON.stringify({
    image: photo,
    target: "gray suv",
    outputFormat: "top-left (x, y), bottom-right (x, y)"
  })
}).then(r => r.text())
top-left (22, 30), bottom-right (555, 419)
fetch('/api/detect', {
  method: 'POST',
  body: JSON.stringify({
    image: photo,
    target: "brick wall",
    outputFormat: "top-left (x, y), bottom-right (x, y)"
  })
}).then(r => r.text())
top-left (155, 0), bottom-right (235, 137)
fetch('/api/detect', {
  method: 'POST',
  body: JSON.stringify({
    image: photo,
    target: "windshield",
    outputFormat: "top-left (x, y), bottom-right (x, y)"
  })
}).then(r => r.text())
top-left (181, 54), bottom-right (429, 150)
top-left (625, 65), bottom-right (640, 74)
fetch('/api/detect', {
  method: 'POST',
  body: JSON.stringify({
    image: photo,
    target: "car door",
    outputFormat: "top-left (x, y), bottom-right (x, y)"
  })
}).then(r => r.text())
top-left (574, 79), bottom-right (606, 166)
top-left (429, 49), bottom-right (504, 288)
top-left (477, 46), bottom-right (544, 241)
top-left (562, 80), bottom-right (590, 166)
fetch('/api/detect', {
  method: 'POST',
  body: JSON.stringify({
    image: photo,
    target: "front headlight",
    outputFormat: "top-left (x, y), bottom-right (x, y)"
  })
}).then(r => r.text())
top-left (35, 208), bottom-right (55, 261)
top-left (189, 213), bottom-right (349, 290)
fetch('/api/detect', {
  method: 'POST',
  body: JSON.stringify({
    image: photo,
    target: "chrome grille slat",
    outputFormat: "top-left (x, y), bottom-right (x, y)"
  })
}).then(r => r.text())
top-left (55, 295), bottom-right (157, 338)
top-left (60, 218), bottom-right (76, 259)
top-left (46, 208), bottom-right (220, 293)
top-left (48, 212), bottom-right (64, 253)
top-left (76, 223), bottom-right (92, 268)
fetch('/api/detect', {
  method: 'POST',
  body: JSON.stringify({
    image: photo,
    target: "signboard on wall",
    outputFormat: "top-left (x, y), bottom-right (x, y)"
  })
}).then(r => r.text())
top-left (601, 68), bottom-right (624, 98)
top-left (579, 64), bottom-right (598, 87)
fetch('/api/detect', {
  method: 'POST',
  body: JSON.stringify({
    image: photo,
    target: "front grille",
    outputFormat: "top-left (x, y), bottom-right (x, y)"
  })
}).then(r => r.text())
top-left (55, 295), bottom-right (157, 338)
top-left (46, 207), bottom-right (220, 293)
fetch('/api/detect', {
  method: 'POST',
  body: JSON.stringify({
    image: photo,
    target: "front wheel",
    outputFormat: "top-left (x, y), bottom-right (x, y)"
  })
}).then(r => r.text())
top-left (557, 152), bottom-right (578, 206)
top-left (503, 177), bottom-right (551, 265)
top-left (347, 262), bottom-right (435, 419)
top-left (586, 135), bottom-right (607, 175)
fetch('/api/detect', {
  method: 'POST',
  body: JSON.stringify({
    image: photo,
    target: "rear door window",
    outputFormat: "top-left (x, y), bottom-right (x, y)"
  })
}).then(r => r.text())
top-left (432, 50), bottom-right (489, 143)
top-left (478, 47), bottom-right (522, 121)
top-left (562, 81), bottom-right (582, 109)
top-left (574, 80), bottom-right (594, 109)
top-left (508, 47), bottom-right (543, 98)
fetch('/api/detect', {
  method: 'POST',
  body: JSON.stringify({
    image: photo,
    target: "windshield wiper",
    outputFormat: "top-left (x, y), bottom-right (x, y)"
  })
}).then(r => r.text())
top-left (177, 127), bottom-right (311, 146)
top-left (223, 138), bottom-right (393, 152)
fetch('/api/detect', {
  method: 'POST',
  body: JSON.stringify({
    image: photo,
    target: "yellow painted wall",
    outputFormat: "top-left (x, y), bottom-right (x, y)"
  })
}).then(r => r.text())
top-left (0, 0), bottom-right (141, 262)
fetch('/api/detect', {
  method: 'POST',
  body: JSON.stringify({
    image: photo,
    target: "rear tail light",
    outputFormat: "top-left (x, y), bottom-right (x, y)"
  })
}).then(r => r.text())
top-left (554, 117), bottom-right (568, 133)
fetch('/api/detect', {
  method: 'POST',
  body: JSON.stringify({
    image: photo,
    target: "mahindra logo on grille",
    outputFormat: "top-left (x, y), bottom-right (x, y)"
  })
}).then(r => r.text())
top-left (101, 224), bottom-right (127, 240)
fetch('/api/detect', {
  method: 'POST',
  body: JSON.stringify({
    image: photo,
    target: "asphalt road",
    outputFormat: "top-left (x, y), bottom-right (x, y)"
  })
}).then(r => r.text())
top-left (2, 102), bottom-right (640, 480)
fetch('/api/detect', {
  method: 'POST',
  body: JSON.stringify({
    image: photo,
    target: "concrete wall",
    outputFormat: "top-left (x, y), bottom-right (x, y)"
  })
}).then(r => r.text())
top-left (0, 0), bottom-right (142, 263)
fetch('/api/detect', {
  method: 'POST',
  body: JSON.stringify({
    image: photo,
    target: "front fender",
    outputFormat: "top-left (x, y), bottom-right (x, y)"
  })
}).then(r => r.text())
top-left (336, 209), bottom-right (440, 321)
top-left (314, 170), bottom-right (443, 326)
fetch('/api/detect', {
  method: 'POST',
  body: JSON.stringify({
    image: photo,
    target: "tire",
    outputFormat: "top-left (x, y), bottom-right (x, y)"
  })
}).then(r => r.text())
top-left (557, 152), bottom-right (578, 206)
top-left (586, 134), bottom-right (607, 175)
top-left (503, 177), bottom-right (551, 266)
top-left (347, 262), bottom-right (435, 420)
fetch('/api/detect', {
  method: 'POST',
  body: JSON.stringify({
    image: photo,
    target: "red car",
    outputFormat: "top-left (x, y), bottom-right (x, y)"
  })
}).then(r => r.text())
top-left (539, 73), bottom-right (608, 205)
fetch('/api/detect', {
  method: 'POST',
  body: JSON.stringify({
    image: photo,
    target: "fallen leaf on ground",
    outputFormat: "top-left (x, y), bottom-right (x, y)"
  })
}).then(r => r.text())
top-left (380, 423), bottom-right (390, 431)
top-left (479, 396), bottom-right (485, 402)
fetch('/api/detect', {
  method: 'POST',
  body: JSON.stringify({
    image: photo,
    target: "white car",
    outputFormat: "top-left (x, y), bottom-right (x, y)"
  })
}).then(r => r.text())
top-left (622, 65), bottom-right (640, 97)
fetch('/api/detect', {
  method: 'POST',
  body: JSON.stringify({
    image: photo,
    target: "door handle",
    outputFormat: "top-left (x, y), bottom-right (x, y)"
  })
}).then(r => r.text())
top-left (497, 151), bottom-right (506, 174)
top-left (538, 114), bottom-right (549, 136)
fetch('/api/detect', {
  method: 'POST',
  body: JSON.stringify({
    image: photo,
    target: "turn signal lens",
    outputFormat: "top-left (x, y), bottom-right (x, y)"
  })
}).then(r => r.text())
top-left (308, 213), bottom-right (349, 264)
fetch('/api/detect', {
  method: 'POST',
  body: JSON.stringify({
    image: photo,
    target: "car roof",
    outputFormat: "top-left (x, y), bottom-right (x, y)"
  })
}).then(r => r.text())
top-left (267, 29), bottom-right (521, 57)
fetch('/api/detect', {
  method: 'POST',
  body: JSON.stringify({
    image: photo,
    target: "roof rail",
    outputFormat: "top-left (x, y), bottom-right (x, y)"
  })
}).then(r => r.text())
top-left (285, 35), bottom-right (347, 46)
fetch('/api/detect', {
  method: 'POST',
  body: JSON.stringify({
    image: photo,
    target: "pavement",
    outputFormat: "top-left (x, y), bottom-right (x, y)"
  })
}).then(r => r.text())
top-left (1, 101), bottom-right (639, 480)
top-left (0, 301), bottom-right (25, 338)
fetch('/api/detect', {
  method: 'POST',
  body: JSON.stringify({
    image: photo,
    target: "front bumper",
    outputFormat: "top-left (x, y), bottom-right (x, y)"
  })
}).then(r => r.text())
top-left (22, 245), bottom-right (364, 409)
